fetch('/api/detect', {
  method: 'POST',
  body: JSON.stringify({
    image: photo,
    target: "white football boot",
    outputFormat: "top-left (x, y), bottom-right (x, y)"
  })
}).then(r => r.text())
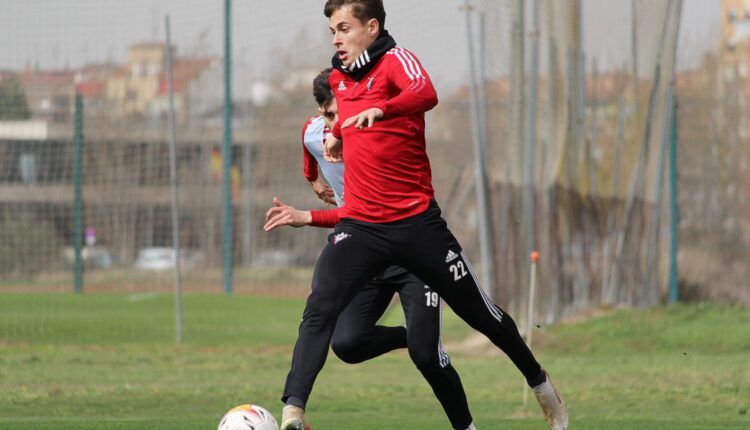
top-left (533, 370), bottom-right (569, 430)
top-left (280, 405), bottom-right (306, 430)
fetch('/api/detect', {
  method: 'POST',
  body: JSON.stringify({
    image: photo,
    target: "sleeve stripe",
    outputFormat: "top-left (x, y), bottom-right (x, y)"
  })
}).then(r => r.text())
top-left (391, 49), bottom-right (416, 80)
top-left (398, 48), bottom-right (427, 92)
top-left (394, 49), bottom-right (420, 80)
top-left (408, 80), bottom-right (426, 92)
top-left (397, 48), bottom-right (423, 78)
top-left (395, 48), bottom-right (424, 80)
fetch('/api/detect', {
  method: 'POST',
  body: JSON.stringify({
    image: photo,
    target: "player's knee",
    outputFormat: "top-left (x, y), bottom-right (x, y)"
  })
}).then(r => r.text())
top-left (331, 334), bottom-right (367, 364)
top-left (407, 345), bottom-right (441, 369)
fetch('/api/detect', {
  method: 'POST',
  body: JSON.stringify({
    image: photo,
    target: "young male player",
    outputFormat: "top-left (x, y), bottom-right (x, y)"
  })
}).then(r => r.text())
top-left (288, 68), bottom-right (476, 430)
top-left (265, 1), bottom-right (568, 429)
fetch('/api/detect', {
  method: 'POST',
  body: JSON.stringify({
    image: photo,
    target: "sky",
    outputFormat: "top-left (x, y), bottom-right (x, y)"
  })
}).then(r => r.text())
top-left (0, 0), bottom-right (721, 90)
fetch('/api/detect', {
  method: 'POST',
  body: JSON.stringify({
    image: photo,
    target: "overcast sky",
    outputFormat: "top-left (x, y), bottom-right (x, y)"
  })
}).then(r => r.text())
top-left (0, 0), bottom-right (720, 89)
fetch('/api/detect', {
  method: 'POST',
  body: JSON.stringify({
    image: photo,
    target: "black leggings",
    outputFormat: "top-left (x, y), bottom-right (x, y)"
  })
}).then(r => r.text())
top-left (329, 268), bottom-right (472, 429)
top-left (282, 202), bottom-right (541, 425)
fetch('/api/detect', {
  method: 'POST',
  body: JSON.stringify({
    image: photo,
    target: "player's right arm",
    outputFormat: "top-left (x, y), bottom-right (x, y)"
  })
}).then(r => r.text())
top-left (264, 197), bottom-right (342, 231)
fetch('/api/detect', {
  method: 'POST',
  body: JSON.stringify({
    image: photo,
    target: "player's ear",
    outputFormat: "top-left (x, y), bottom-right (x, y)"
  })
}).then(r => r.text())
top-left (367, 18), bottom-right (379, 38)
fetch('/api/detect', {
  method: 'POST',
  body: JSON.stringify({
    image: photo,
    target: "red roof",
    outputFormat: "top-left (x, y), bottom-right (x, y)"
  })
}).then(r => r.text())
top-left (18, 70), bottom-right (75, 88)
top-left (75, 81), bottom-right (106, 97)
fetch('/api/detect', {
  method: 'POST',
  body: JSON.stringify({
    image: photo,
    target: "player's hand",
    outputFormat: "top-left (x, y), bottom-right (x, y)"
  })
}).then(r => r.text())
top-left (342, 107), bottom-right (384, 130)
top-left (264, 197), bottom-right (312, 231)
top-left (324, 135), bottom-right (343, 163)
top-left (310, 179), bottom-right (337, 206)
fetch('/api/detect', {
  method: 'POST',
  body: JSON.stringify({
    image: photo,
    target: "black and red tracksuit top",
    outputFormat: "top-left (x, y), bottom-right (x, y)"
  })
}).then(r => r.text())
top-left (311, 47), bottom-right (439, 228)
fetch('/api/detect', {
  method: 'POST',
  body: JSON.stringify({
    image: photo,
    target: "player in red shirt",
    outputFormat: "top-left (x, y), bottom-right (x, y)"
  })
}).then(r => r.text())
top-left (292, 68), bottom-right (476, 430)
top-left (267, 2), bottom-right (568, 429)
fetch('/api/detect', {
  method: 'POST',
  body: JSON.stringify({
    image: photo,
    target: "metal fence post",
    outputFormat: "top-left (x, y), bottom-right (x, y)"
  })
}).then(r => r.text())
top-left (165, 14), bottom-right (184, 343)
top-left (669, 98), bottom-right (679, 303)
top-left (223, 0), bottom-right (234, 294)
top-left (462, 1), bottom-right (495, 298)
top-left (73, 94), bottom-right (84, 294)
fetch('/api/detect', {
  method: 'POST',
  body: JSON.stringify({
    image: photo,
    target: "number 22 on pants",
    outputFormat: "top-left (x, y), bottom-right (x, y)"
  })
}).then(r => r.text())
top-left (449, 260), bottom-right (468, 281)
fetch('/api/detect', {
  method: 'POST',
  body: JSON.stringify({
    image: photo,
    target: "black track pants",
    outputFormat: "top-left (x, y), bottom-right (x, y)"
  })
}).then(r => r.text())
top-left (282, 202), bottom-right (540, 424)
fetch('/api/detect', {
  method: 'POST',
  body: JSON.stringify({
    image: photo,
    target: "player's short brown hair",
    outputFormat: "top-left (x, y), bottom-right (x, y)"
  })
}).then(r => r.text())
top-left (312, 68), bottom-right (334, 107)
top-left (324, 0), bottom-right (386, 29)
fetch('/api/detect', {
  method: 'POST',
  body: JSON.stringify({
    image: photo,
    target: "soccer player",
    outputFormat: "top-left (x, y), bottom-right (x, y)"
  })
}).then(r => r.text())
top-left (286, 68), bottom-right (476, 430)
top-left (265, 1), bottom-right (568, 429)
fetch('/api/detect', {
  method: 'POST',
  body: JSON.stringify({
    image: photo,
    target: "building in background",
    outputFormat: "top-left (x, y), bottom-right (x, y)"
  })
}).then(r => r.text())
top-left (16, 69), bottom-right (74, 122)
top-left (150, 57), bottom-right (214, 122)
top-left (721, 0), bottom-right (750, 237)
top-left (6, 42), bottom-right (215, 125)
top-left (106, 42), bottom-right (168, 118)
top-left (74, 64), bottom-right (118, 114)
top-left (103, 42), bottom-right (214, 121)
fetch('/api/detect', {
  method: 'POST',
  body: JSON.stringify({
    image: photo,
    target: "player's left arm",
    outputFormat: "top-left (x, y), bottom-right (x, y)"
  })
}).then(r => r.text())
top-left (374, 49), bottom-right (438, 118)
top-left (342, 49), bottom-right (437, 129)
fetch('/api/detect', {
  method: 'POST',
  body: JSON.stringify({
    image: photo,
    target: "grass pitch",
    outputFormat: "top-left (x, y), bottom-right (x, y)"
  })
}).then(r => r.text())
top-left (1, 293), bottom-right (748, 429)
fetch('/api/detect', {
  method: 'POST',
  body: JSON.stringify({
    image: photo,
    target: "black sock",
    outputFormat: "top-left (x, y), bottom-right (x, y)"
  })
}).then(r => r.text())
top-left (285, 396), bottom-right (305, 410)
top-left (527, 370), bottom-right (547, 388)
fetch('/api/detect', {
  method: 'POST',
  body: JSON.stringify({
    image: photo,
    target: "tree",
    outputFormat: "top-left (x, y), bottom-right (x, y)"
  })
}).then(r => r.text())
top-left (0, 76), bottom-right (31, 120)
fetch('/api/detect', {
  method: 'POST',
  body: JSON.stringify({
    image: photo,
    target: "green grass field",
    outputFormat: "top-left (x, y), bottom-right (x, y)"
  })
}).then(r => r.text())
top-left (1, 293), bottom-right (748, 429)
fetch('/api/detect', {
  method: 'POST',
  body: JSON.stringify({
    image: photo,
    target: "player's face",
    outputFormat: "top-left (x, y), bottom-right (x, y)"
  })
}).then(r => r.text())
top-left (329, 6), bottom-right (379, 68)
top-left (319, 98), bottom-right (339, 129)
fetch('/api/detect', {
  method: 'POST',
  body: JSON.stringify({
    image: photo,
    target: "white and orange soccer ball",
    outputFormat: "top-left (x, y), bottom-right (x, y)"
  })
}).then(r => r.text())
top-left (217, 404), bottom-right (279, 430)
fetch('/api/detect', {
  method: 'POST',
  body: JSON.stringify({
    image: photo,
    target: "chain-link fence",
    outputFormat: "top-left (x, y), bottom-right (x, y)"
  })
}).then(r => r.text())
top-left (0, 0), bottom-right (746, 331)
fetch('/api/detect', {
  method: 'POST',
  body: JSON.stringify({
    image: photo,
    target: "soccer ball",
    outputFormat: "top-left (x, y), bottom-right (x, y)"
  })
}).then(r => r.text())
top-left (217, 404), bottom-right (279, 430)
